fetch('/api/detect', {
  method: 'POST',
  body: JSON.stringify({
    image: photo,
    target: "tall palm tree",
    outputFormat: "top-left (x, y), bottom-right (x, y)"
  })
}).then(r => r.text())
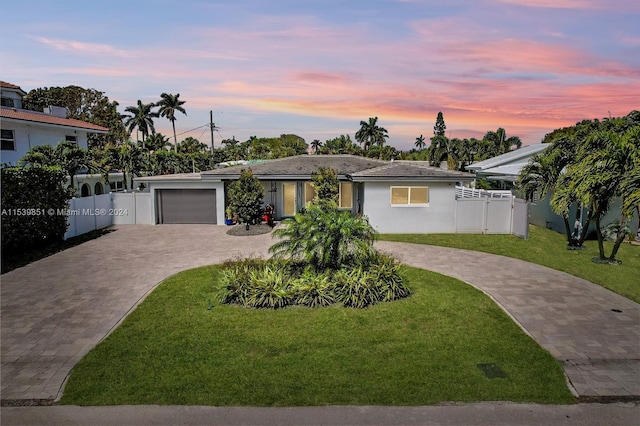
top-left (157, 93), bottom-right (187, 149)
top-left (355, 117), bottom-right (388, 152)
top-left (311, 139), bottom-right (323, 154)
top-left (415, 134), bottom-right (426, 150)
top-left (124, 100), bottom-right (159, 144)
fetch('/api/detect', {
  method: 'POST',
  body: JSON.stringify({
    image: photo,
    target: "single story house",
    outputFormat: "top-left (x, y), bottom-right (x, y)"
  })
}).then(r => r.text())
top-left (136, 155), bottom-right (475, 233)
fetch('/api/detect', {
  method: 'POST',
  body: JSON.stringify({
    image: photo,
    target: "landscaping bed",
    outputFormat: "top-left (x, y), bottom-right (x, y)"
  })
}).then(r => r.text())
top-left (60, 264), bottom-right (573, 406)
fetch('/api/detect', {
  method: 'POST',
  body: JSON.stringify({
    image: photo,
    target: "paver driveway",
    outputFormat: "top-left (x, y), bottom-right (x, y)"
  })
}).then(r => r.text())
top-left (1, 225), bottom-right (639, 403)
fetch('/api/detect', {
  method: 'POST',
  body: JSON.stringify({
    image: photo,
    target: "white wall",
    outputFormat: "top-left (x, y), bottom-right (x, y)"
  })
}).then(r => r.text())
top-left (111, 192), bottom-right (153, 225)
top-left (363, 181), bottom-right (458, 233)
top-left (0, 121), bottom-right (90, 166)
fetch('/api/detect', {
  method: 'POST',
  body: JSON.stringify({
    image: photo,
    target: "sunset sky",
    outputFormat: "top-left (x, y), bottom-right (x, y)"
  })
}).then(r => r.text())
top-left (2, 0), bottom-right (639, 150)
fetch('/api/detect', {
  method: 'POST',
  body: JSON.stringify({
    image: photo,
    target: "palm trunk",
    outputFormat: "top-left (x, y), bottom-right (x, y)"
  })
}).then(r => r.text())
top-left (609, 213), bottom-right (629, 262)
top-left (577, 207), bottom-right (593, 246)
top-left (172, 121), bottom-right (177, 151)
top-left (594, 209), bottom-right (606, 260)
top-left (562, 216), bottom-right (574, 246)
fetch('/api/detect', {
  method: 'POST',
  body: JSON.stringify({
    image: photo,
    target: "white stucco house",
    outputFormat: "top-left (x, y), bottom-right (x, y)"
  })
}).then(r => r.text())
top-left (0, 80), bottom-right (126, 197)
top-left (135, 155), bottom-right (481, 234)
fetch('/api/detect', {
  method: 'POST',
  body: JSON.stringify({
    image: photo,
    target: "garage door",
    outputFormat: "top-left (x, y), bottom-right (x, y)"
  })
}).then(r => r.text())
top-left (156, 189), bottom-right (217, 224)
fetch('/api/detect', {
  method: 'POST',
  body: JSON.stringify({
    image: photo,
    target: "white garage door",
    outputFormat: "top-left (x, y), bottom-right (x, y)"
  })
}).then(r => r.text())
top-left (156, 189), bottom-right (217, 224)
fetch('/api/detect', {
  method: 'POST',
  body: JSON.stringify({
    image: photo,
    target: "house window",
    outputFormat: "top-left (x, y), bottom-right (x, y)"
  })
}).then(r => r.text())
top-left (1, 97), bottom-right (15, 107)
top-left (94, 182), bottom-right (104, 195)
top-left (65, 135), bottom-right (78, 144)
top-left (109, 181), bottom-right (125, 192)
top-left (339, 182), bottom-right (352, 209)
top-left (390, 186), bottom-right (429, 206)
top-left (304, 182), bottom-right (315, 205)
top-left (1, 129), bottom-right (15, 150)
top-left (304, 181), bottom-right (352, 209)
top-left (81, 183), bottom-right (91, 197)
top-left (283, 183), bottom-right (296, 216)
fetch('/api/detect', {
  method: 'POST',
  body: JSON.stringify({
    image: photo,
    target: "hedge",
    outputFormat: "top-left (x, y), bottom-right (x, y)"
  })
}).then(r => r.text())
top-left (1, 166), bottom-right (73, 254)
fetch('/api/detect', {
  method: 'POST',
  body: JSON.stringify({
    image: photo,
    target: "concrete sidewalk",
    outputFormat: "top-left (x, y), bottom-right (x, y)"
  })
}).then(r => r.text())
top-left (2, 403), bottom-right (639, 426)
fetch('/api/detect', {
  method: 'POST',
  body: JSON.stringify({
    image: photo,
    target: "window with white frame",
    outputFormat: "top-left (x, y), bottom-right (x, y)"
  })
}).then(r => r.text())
top-left (390, 186), bottom-right (429, 205)
top-left (65, 135), bottom-right (78, 144)
top-left (1, 129), bottom-right (15, 150)
top-left (1, 97), bottom-right (15, 107)
top-left (304, 181), bottom-right (353, 209)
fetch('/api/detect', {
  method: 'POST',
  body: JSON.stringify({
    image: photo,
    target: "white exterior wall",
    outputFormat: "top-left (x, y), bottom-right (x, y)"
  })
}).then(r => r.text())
top-left (0, 121), bottom-right (90, 165)
top-left (146, 181), bottom-right (225, 225)
top-left (362, 181), bottom-right (457, 234)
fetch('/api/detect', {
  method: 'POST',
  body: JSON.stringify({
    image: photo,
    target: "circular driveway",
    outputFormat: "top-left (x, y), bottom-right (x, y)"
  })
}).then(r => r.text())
top-left (1, 225), bottom-right (638, 402)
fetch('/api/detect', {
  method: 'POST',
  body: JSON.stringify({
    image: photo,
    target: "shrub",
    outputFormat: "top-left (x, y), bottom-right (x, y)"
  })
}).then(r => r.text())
top-left (246, 265), bottom-right (291, 309)
top-left (227, 168), bottom-right (265, 227)
top-left (1, 166), bottom-right (73, 254)
top-left (368, 252), bottom-right (411, 302)
top-left (291, 269), bottom-right (336, 307)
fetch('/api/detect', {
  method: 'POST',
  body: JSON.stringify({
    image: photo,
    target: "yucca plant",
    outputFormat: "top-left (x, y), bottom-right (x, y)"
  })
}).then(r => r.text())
top-left (369, 253), bottom-right (410, 302)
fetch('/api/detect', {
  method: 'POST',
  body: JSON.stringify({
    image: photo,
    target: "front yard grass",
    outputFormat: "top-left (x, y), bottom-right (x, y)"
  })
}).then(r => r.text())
top-left (60, 264), bottom-right (573, 406)
top-left (379, 225), bottom-right (640, 304)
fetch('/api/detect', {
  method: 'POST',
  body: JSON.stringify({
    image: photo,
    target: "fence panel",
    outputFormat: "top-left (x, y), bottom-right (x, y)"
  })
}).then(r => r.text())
top-left (512, 198), bottom-right (529, 239)
top-left (455, 198), bottom-right (487, 233)
top-left (485, 198), bottom-right (513, 234)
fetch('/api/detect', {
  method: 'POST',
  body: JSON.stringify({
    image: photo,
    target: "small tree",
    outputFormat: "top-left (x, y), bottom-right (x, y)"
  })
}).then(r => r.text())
top-left (311, 167), bottom-right (339, 210)
top-left (227, 169), bottom-right (265, 228)
top-left (433, 112), bottom-right (446, 137)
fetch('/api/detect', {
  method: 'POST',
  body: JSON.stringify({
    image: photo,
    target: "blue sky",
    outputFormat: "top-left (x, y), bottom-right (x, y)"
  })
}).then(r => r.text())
top-left (2, 0), bottom-right (639, 150)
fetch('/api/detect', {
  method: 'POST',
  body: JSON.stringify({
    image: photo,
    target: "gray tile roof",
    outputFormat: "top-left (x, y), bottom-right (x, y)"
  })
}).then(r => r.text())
top-left (201, 155), bottom-right (387, 179)
top-left (351, 161), bottom-right (474, 181)
top-left (200, 155), bottom-right (473, 181)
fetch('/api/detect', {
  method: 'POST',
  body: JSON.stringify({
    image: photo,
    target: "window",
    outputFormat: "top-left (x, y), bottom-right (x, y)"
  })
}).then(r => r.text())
top-left (81, 183), bottom-right (91, 197)
top-left (390, 186), bottom-right (429, 205)
top-left (94, 182), bottom-right (104, 195)
top-left (65, 135), bottom-right (77, 144)
top-left (339, 182), bottom-right (352, 209)
top-left (1, 97), bottom-right (15, 107)
top-left (304, 182), bottom-right (315, 205)
top-left (110, 181), bottom-right (125, 192)
top-left (283, 183), bottom-right (296, 216)
top-left (1, 129), bottom-right (15, 150)
top-left (304, 181), bottom-right (352, 209)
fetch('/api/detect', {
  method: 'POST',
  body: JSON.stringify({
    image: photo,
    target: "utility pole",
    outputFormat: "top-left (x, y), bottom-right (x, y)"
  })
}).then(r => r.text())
top-left (210, 110), bottom-right (215, 151)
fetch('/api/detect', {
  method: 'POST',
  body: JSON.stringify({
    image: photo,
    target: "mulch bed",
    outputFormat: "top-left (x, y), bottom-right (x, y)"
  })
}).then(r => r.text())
top-left (226, 223), bottom-right (276, 236)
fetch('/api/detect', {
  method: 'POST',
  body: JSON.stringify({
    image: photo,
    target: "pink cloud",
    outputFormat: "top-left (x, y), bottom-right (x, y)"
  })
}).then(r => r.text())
top-left (33, 37), bottom-right (136, 58)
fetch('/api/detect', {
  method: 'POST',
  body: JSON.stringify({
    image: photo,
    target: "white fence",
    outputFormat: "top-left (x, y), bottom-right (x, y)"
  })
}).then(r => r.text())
top-left (63, 192), bottom-right (152, 239)
top-left (454, 195), bottom-right (529, 238)
top-left (455, 185), bottom-right (514, 199)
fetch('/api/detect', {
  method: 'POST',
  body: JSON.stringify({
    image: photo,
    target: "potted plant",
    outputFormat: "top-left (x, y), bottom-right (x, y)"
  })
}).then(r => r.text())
top-left (225, 206), bottom-right (235, 226)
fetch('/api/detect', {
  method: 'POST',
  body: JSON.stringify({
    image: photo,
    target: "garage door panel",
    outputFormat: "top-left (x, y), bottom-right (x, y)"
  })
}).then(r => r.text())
top-left (157, 189), bottom-right (217, 224)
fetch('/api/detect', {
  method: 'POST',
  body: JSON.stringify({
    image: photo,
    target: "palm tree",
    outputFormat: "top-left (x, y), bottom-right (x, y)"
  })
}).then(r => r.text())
top-left (19, 142), bottom-right (99, 194)
top-left (428, 135), bottom-right (459, 169)
top-left (483, 128), bottom-right (522, 157)
top-left (355, 117), bottom-right (388, 152)
top-left (415, 135), bottom-right (426, 150)
top-left (124, 100), bottom-right (159, 144)
top-left (143, 133), bottom-right (171, 152)
top-left (157, 93), bottom-right (187, 149)
top-left (311, 139), bottom-right (323, 154)
top-left (104, 142), bottom-right (147, 190)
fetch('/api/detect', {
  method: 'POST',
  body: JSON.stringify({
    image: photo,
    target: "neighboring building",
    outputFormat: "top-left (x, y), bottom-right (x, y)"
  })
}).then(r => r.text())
top-left (0, 81), bottom-right (110, 166)
top-left (137, 154), bottom-right (478, 233)
top-left (465, 143), bottom-right (550, 186)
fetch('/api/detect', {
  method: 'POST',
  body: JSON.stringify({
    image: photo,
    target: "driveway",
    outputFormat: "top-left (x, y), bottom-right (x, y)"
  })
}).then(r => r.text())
top-left (1, 225), bottom-right (639, 403)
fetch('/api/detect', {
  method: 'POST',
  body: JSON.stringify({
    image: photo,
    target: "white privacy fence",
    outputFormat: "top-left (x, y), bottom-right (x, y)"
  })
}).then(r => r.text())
top-left (63, 192), bottom-right (152, 239)
top-left (454, 187), bottom-right (529, 239)
top-left (455, 185), bottom-right (514, 199)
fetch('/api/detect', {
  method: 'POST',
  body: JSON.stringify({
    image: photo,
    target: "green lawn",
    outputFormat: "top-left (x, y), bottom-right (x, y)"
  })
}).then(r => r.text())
top-left (61, 265), bottom-right (573, 406)
top-left (379, 226), bottom-right (640, 304)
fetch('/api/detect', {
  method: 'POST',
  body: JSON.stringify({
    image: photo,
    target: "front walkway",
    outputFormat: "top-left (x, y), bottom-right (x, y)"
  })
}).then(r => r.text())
top-left (1, 226), bottom-right (638, 403)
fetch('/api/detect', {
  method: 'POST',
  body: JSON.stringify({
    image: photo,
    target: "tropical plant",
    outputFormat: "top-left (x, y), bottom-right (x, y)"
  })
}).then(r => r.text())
top-left (144, 133), bottom-right (171, 152)
top-left (227, 169), bottom-right (265, 228)
top-left (19, 141), bottom-right (100, 193)
top-left (415, 134), bottom-right (426, 150)
top-left (355, 117), bottom-right (388, 153)
top-left (177, 137), bottom-right (208, 154)
top-left (311, 139), bottom-right (323, 153)
top-left (270, 205), bottom-right (377, 271)
top-left (124, 100), bottom-right (159, 144)
top-left (319, 135), bottom-right (362, 155)
top-left (291, 269), bottom-right (336, 307)
top-left (157, 93), bottom-right (187, 149)
top-left (310, 167), bottom-right (339, 210)
top-left (103, 142), bottom-right (147, 190)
